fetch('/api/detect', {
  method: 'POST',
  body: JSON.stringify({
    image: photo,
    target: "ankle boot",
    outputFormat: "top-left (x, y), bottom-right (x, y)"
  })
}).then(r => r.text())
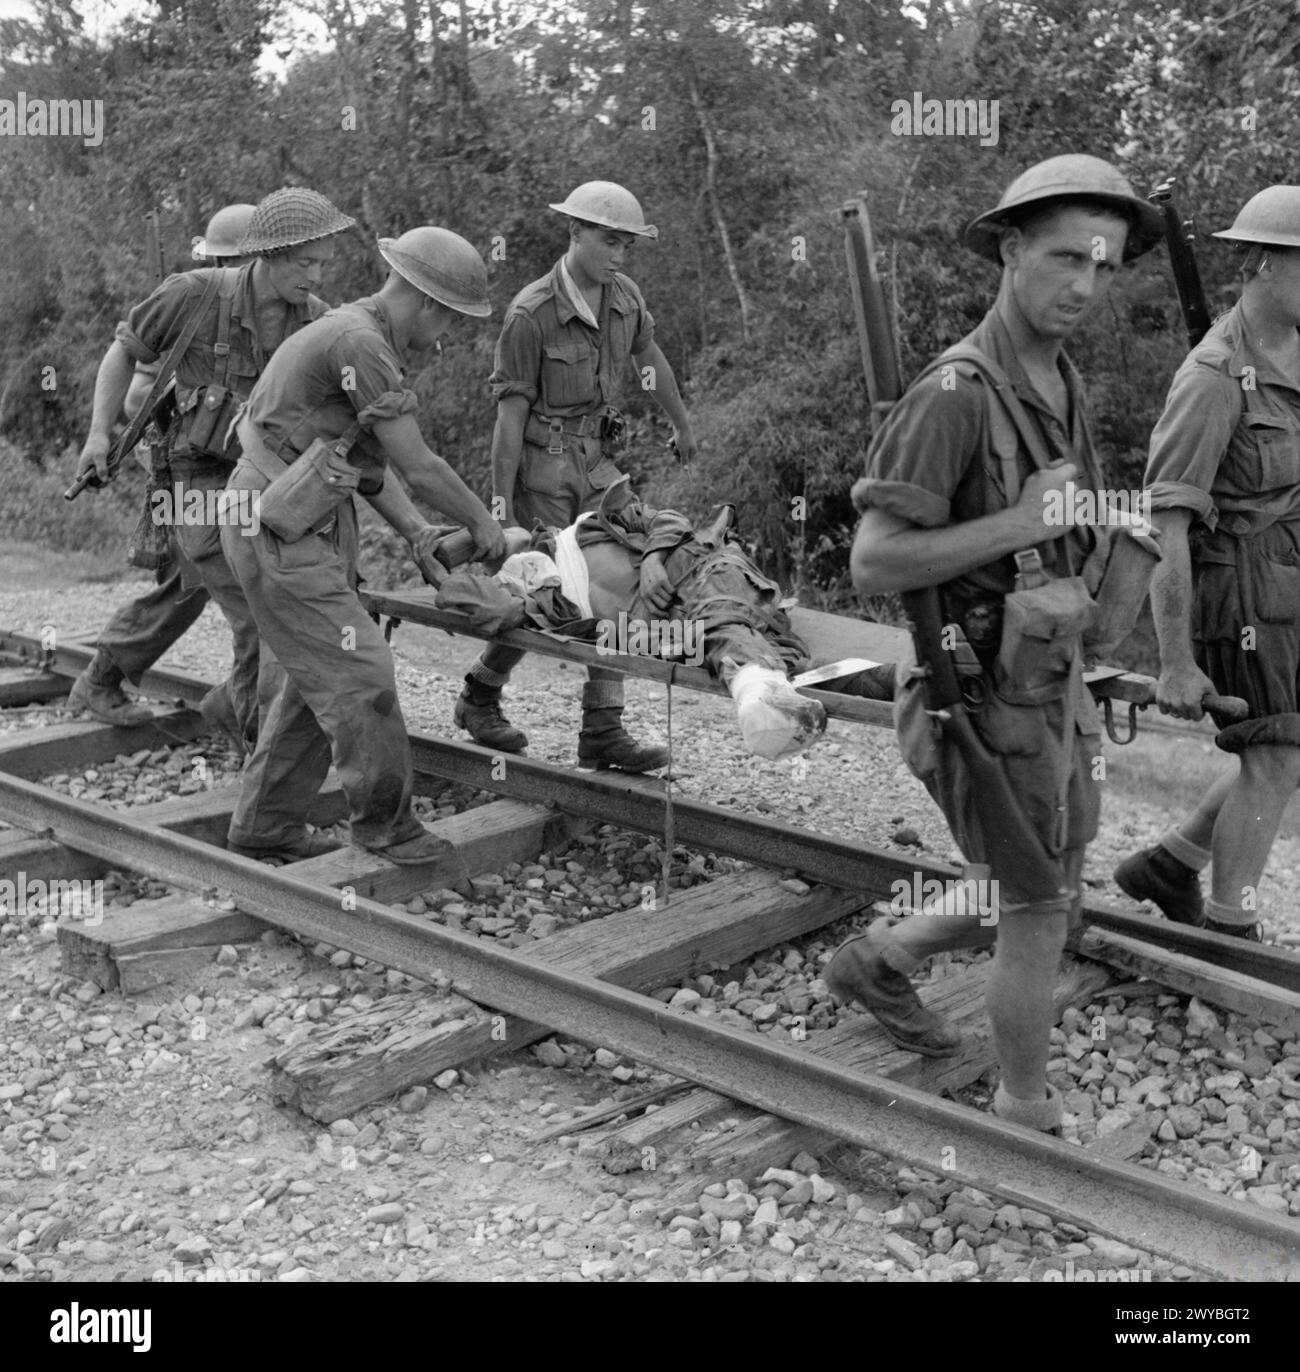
top-left (453, 664), bottom-right (527, 752)
top-left (576, 679), bottom-right (669, 773)
top-left (824, 919), bottom-right (963, 1057)
top-left (67, 651), bottom-right (153, 726)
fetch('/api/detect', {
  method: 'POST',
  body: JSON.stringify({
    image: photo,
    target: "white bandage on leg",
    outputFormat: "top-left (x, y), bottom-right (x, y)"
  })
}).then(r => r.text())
top-left (726, 662), bottom-right (827, 759)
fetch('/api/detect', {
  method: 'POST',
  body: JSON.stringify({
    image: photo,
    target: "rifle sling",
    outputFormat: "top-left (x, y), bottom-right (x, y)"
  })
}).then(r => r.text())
top-left (111, 271), bottom-right (223, 468)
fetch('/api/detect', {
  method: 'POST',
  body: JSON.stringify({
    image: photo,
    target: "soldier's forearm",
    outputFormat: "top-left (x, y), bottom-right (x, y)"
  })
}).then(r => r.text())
top-left (1149, 524), bottom-right (1198, 670)
top-left (640, 345), bottom-right (690, 430)
top-left (88, 343), bottom-right (137, 439)
top-left (364, 478), bottom-right (424, 542)
top-left (489, 399), bottom-right (529, 514)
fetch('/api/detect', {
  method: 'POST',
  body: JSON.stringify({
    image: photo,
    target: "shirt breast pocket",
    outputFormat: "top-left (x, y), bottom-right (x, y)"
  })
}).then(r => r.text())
top-left (541, 343), bottom-right (597, 410)
top-left (1245, 417), bottom-right (1300, 492)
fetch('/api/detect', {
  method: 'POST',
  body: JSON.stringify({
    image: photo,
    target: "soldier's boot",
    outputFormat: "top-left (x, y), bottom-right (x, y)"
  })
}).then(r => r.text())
top-left (823, 919), bottom-right (963, 1057)
top-left (992, 1082), bottom-right (1064, 1135)
top-left (227, 831), bottom-right (340, 866)
top-left (1203, 900), bottom-right (1264, 943)
top-left (1114, 844), bottom-right (1204, 926)
top-left (576, 679), bottom-right (669, 773)
top-left (453, 665), bottom-right (527, 753)
top-left (199, 682), bottom-right (250, 756)
top-left (66, 651), bottom-right (153, 727)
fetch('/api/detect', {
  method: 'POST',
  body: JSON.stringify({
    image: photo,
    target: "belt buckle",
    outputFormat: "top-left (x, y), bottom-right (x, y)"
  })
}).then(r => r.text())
top-left (547, 420), bottom-right (564, 456)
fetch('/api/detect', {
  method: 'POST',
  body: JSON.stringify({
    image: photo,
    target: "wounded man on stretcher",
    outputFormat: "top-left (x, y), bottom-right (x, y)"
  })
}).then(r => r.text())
top-left (433, 479), bottom-right (895, 761)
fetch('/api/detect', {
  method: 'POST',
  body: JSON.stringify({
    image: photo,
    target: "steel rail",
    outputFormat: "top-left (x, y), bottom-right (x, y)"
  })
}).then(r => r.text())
top-left (2, 628), bottom-right (1297, 993)
top-left (0, 770), bottom-right (1294, 1280)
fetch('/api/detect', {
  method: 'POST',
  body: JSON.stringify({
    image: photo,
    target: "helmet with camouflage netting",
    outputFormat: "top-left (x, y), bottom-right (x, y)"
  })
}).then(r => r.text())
top-left (238, 187), bottom-right (356, 256)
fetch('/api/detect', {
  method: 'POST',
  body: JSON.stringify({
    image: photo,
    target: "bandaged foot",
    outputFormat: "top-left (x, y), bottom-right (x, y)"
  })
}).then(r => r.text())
top-left (726, 662), bottom-right (827, 760)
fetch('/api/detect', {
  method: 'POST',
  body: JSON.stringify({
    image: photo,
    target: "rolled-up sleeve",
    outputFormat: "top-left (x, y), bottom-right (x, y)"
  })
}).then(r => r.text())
top-left (490, 310), bottom-right (543, 404)
top-left (631, 298), bottom-right (655, 354)
top-left (1144, 357), bottom-right (1238, 529)
top-left (332, 334), bottom-right (418, 424)
top-left (852, 374), bottom-right (985, 527)
top-left (113, 273), bottom-right (196, 365)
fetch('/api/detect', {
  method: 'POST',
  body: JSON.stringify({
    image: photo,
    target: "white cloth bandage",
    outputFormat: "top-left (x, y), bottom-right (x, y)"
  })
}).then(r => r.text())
top-left (497, 550), bottom-right (561, 601)
top-left (726, 661), bottom-right (826, 760)
top-left (553, 515), bottom-right (596, 618)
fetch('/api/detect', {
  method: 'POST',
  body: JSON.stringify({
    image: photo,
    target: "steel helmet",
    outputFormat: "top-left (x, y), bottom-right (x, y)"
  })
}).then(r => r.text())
top-left (238, 187), bottom-right (356, 255)
top-left (192, 203), bottom-right (257, 260)
top-left (548, 181), bottom-right (659, 240)
top-left (964, 154), bottom-right (1164, 264)
top-left (377, 227), bottom-right (491, 317)
top-left (1212, 186), bottom-right (1300, 247)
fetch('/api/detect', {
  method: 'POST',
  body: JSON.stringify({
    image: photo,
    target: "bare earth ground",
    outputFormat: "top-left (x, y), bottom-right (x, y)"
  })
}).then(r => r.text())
top-left (0, 542), bottom-right (1297, 1285)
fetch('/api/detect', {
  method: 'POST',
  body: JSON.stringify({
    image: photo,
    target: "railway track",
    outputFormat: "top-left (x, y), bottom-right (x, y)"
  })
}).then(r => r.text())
top-left (0, 628), bottom-right (1298, 1280)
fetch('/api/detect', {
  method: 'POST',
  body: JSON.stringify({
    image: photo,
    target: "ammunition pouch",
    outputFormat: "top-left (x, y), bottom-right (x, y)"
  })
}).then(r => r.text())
top-left (997, 568), bottom-right (1096, 706)
top-left (178, 384), bottom-right (243, 463)
top-left (254, 437), bottom-right (360, 543)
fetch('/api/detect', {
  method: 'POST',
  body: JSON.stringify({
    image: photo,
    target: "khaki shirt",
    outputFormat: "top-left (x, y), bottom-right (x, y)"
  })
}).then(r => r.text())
top-left (1145, 301), bottom-right (1300, 533)
top-left (115, 266), bottom-right (325, 444)
top-left (240, 296), bottom-right (419, 490)
top-left (490, 259), bottom-right (655, 418)
top-left (853, 309), bottom-right (1102, 631)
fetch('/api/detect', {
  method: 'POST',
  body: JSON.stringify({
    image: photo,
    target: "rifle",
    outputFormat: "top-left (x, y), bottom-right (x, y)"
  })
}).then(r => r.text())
top-left (1149, 177), bottom-right (1212, 348)
top-left (63, 269), bottom-right (221, 502)
top-left (841, 193), bottom-right (1067, 900)
top-left (145, 208), bottom-right (165, 287)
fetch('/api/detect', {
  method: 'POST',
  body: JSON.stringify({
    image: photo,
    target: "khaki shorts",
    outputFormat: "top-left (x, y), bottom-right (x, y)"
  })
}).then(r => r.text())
top-left (894, 646), bottom-right (1101, 907)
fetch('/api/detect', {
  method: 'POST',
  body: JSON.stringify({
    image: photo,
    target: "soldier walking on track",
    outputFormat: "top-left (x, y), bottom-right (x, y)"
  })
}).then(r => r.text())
top-left (67, 203), bottom-right (258, 739)
top-left (1115, 186), bottom-right (1300, 943)
top-left (453, 181), bottom-right (697, 772)
top-left (221, 227), bottom-right (506, 865)
top-left (69, 187), bottom-right (354, 747)
top-left (830, 156), bottom-right (1163, 1131)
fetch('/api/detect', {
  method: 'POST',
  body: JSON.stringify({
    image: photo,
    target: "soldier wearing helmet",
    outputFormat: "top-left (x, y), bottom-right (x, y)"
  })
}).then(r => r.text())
top-left (830, 155), bottom-right (1161, 1132)
top-left (1115, 186), bottom-right (1300, 943)
top-left (219, 226), bottom-right (506, 865)
top-left (453, 180), bottom-right (696, 773)
top-left (70, 188), bottom-right (354, 746)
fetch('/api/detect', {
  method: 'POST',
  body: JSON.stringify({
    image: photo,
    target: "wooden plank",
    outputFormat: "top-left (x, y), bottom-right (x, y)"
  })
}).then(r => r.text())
top-left (0, 710), bottom-right (206, 779)
top-left (1079, 927), bottom-right (1300, 1033)
top-left (787, 607), bottom-right (908, 667)
top-left (0, 669), bottom-right (70, 708)
top-left (116, 946), bottom-right (225, 995)
top-left (58, 896), bottom-right (266, 990)
top-left (269, 990), bottom-right (487, 1119)
top-left (287, 800), bottom-right (567, 903)
top-left (270, 869), bottom-right (867, 1121)
top-left (606, 959), bottom-right (1115, 1198)
top-left (0, 782), bottom-right (347, 883)
top-left (361, 588), bottom-right (897, 727)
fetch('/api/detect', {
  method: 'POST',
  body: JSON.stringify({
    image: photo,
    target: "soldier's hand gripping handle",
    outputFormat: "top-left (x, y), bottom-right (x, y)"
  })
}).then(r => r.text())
top-left (66, 433), bottom-right (113, 500)
top-left (408, 526), bottom-right (449, 590)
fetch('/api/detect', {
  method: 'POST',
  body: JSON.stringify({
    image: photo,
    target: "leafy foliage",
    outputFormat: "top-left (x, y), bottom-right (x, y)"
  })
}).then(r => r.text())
top-left (2, 0), bottom-right (1297, 603)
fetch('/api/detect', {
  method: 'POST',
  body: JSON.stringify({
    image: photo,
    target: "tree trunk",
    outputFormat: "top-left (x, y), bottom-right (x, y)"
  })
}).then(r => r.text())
top-left (686, 67), bottom-right (753, 343)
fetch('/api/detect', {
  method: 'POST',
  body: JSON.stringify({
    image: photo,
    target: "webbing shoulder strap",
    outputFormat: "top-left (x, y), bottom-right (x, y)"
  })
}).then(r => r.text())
top-left (211, 267), bottom-right (240, 390)
top-left (595, 278), bottom-right (615, 406)
top-left (909, 342), bottom-right (1075, 576)
top-left (912, 343), bottom-right (1059, 504)
top-left (114, 272), bottom-right (223, 459)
